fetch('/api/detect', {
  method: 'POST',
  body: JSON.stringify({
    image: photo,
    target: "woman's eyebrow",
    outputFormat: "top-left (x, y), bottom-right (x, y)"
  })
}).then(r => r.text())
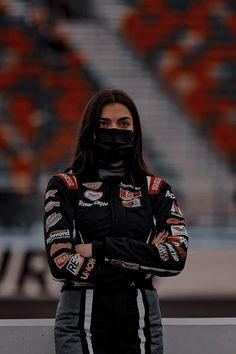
top-left (99, 117), bottom-right (111, 121)
top-left (117, 116), bottom-right (132, 121)
top-left (99, 116), bottom-right (131, 120)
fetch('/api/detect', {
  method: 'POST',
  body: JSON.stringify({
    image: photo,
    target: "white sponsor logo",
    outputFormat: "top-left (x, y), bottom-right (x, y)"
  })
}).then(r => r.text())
top-left (45, 189), bottom-right (58, 199)
top-left (119, 182), bottom-right (141, 191)
top-left (166, 244), bottom-right (179, 261)
top-left (171, 225), bottom-right (188, 236)
top-left (156, 244), bottom-right (169, 261)
top-left (45, 212), bottom-right (62, 232)
top-left (78, 200), bottom-right (108, 207)
top-left (94, 200), bottom-right (108, 207)
top-left (170, 201), bottom-right (183, 217)
top-left (46, 229), bottom-right (70, 245)
top-left (66, 254), bottom-right (84, 275)
top-left (151, 177), bottom-right (162, 191)
top-left (45, 200), bottom-right (60, 212)
top-left (110, 259), bottom-right (139, 270)
top-left (179, 237), bottom-right (189, 248)
top-left (165, 190), bottom-right (175, 199)
top-left (80, 258), bottom-right (96, 280)
top-left (122, 198), bottom-right (141, 208)
top-left (84, 190), bottom-right (103, 201)
top-left (82, 182), bottom-right (102, 190)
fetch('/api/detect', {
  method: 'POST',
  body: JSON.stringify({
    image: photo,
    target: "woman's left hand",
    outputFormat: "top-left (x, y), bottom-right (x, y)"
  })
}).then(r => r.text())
top-left (75, 243), bottom-right (92, 258)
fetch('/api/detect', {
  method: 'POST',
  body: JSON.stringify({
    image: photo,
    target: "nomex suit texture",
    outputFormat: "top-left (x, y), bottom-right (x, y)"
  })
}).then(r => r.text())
top-left (44, 173), bottom-right (188, 353)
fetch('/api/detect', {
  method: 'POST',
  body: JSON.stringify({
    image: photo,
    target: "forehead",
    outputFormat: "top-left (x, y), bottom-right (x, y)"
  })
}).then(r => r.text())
top-left (101, 103), bottom-right (132, 119)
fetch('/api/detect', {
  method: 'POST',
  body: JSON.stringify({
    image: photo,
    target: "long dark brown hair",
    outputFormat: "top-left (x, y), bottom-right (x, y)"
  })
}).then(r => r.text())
top-left (69, 89), bottom-right (153, 181)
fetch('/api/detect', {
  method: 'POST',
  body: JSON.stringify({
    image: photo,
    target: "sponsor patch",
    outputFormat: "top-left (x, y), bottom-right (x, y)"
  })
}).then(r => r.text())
top-left (84, 190), bottom-right (103, 201)
top-left (80, 258), bottom-right (96, 280)
top-left (119, 182), bottom-right (141, 191)
top-left (122, 198), bottom-right (141, 208)
top-left (109, 259), bottom-right (140, 270)
top-left (147, 176), bottom-right (163, 194)
top-left (165, 190), bottom-right (175, 199)
top-left (119, 188), bottom-right (142, 201)
top-left (166, 244), bottom-right (179, 261)
top-left (46, 229), bottom-right (70, 245)
top-left (82, 182), bottom-right (102, 190)
top-left (167, 218), bottom-right (185, 225)
top-left (78, 200), bottom-right (108, 207)
top-left (50, 242), bottom-right (72, 256)
top-left (155, 244), bottom-right (169, 261)
top-left (66, 254), bottom-right (84, 275)
top-left (45, 212), bottom-right (62, 232)
top-left (54, 253), bottom-right (72, 269)
top-left (171, 225), bottom-right (188, 236)
top-left (170, 201), bottom-right (183, 217)
top-left (45, 189), bottom-right (58, 199)
top-left (152, 230), bottom-right (168, 244)
top-left (45, 200), bottom-right (60, 213)
top-left (120, 188), bottom-right (142, 208)
top-left (179, 236), bottom-right (189, 248)
top-left (55, 173), bottom-right (78, 189)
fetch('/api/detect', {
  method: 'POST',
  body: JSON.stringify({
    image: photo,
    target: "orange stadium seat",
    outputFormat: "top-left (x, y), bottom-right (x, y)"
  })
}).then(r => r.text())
top-left (9, 153), bottom-right (35, 194)
top-left (0, 123), bottom-right (10, 154)
top-left (210, 121), bottom-right (236, 159)
top-left (0, 27), bottom-right (35, 55)
top-left (39, 128), bottom-right (77, 169)
top-left (8, 94), bottom-right (38, 142)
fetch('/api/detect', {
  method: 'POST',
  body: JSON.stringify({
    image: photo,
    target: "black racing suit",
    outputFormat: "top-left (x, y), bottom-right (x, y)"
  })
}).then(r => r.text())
top-left (44, 173), bottom-right (188, 354)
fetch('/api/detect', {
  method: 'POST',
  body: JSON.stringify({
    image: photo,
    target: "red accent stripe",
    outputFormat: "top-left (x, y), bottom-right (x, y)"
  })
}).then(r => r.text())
top-left (148, 176), bottom-right (163, 194)
top-left (55, 173), bottom-right (78, 189)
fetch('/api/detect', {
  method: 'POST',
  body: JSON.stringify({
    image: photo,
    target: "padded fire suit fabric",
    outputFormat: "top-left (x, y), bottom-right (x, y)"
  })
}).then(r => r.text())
top-left (44, 173), bottom-right (188, 354)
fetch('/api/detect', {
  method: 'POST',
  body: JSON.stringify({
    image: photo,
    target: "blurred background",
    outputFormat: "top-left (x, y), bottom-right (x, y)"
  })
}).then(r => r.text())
top-left (0, 0), bottom-right (235, 318)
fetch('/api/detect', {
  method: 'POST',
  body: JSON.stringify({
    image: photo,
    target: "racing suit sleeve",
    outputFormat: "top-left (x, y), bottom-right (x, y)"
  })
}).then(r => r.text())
top-left (92, 180), bottom-right (189, 277)
top-left (44, 175), bottom-right (100, 283)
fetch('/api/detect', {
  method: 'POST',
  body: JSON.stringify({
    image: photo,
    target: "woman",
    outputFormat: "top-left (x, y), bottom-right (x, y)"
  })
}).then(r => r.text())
top-left (44, 89), bottom-right (189, 354)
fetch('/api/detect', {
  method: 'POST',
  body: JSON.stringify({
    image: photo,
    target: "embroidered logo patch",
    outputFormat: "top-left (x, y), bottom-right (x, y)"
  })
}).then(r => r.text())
top-left (45, 212), bottom-right (62, 232)
top-left (119, 188), bottom-right (142, 208)
top-left (84, 190), bottom-right (103, 201)
top-left (82, 182), bottom-right (102, 190)
top-left (45, 189), bottom-right (58, 199)
top-left (54, 253), bottom-right (72, 269)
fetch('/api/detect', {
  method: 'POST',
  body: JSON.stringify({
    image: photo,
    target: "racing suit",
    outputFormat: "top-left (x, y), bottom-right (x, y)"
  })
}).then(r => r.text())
top-left (44, 172), bottom-right (188, 354)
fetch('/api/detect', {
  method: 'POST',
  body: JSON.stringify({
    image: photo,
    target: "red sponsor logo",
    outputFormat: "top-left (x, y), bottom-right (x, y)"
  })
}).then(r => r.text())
top-left (119, 188), bottom-right (142, 201)
top-left (166, 218), bottom-right (185, 225)
top-left (55, 173), bottom-right (78, 189)
top-left (54, 253), bottom-right (72, 269)
top-left (148, 176), bottom-right (163, 194)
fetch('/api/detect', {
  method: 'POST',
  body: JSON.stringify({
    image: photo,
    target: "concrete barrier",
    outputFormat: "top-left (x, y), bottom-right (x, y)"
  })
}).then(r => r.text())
top-left (0, 318), bottom-right (235, 354)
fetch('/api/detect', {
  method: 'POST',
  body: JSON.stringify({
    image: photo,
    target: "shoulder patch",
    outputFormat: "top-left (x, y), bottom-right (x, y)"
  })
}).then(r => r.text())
top-left (55, 173), bottom-right (78, 189)
top-left (147, 176), bottom-right (164, 195)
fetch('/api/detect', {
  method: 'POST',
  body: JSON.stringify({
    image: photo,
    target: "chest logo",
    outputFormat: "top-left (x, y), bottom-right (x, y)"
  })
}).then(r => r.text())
top-left (119, 188), bottom-right (142, 208)
top-left (119, 188), bottom-right (142, 201)
top-left (82, 182), bottom-right (102, 190)
top-left (84, 190), bottom-right (103, 201)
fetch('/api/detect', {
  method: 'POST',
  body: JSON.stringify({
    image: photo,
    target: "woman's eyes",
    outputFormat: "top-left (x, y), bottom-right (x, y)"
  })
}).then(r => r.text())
top-left (120, 121), bottom-right (130, 128)
top-left (98, 120), bottom-right (130, 128)
top-left (99, 121), bottom-right (108, 128)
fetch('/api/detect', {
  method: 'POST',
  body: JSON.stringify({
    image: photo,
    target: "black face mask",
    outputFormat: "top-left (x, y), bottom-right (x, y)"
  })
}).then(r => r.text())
top-left (93, 128), bottom-right (134, 164)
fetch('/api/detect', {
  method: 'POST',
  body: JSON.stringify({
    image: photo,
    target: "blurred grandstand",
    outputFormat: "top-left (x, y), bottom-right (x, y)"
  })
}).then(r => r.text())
top-left (0, 0), bottom-right (235, 318)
